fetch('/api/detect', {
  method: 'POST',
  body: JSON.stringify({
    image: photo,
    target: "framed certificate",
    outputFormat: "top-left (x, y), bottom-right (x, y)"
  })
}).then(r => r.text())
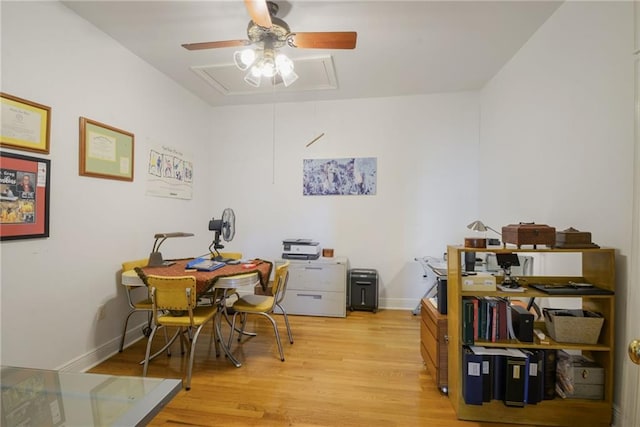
top-left (0, 151), bottom-right (51, 240)
top-left (1, 93), bottom-right (51, 154)
top-left (79, 117), bottom-right (134, 181)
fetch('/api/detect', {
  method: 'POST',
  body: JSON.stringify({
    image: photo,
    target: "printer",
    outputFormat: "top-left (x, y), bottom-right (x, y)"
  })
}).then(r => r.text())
top-left (282, 239), bottom-right (320, 260)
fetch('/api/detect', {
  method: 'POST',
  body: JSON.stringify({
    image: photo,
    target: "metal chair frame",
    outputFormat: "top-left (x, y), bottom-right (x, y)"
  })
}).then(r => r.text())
top-left (142, 275), bottom-right (218, 390)
top-left (228, 263), bottom-right (293, 361)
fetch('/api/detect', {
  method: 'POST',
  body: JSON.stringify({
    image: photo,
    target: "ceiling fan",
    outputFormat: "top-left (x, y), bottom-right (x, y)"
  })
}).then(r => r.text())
top-left (182, 0), bottom-right (358, 52)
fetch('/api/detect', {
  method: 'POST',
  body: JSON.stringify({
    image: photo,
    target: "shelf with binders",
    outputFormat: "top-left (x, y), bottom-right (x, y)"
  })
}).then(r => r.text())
top-left (447, 245), bottom-right (615, 427)
top-left (460, 277), bottom-right (614, 352)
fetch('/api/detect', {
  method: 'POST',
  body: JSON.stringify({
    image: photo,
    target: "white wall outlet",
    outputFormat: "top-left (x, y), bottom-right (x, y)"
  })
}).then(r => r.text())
top-left (96, 304), bottom-right (107, 321)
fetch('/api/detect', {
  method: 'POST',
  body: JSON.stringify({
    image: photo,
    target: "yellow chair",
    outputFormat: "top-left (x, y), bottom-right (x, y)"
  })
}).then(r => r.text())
top-left (228, 261), bottom-right (293, 361)
top-left (142, 274), bottom-right (217, 390)
top-left (119, 258), bottom-right (155, 352)
top-left (218, 251), bottom-right (243, 261)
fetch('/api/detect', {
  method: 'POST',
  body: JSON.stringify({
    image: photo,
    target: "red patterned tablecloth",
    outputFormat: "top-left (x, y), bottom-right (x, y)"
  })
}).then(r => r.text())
top-left (135, 258), bottom-right (272, 296)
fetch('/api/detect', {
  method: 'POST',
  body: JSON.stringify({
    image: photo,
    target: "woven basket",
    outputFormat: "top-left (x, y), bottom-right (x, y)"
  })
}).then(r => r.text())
top-left (544, 309), bottom-right (604, 344)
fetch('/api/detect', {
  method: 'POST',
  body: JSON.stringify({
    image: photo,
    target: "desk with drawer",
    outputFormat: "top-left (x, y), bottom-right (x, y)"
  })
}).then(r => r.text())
top-left (278, 257), bottom-right (348, 317)
top-left (420, 297), bottom-right (448, 393)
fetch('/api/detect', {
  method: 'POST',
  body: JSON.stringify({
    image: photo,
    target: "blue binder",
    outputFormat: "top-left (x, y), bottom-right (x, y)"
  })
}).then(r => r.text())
top-left (185, 257), bottom-right (225, 271)
top-left (462, 347), bottom-right (483, 405)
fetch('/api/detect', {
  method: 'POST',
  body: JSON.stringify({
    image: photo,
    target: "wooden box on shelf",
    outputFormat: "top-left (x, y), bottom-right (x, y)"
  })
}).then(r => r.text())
top-left (446, 245), bottom-right (615, 427)
top-left (420, 298), bottom-right (448, 393)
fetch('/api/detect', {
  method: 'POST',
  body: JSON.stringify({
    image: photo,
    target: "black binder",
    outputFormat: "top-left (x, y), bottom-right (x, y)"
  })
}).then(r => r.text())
top-left (462, 299), bottom-right (475, 345)
top-left (462, 347), bottom-right (483, 405)
top-left (542, 349), bottom-right (557, 400)
top-left (504, 354), bottom-right (528, 407)
top-left (492, 354), bottom-right (506, 401)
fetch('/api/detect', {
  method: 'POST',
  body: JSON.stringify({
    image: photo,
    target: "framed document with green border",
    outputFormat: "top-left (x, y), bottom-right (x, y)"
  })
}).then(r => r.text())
top-left (1, 92), bottom-right (51, 154)
top-left (79, 117), bottom-right (134, 181)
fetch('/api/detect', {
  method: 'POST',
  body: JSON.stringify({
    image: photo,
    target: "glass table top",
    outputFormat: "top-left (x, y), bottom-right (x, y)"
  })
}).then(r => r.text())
top-left (1, 366), bottom-right (181, 427)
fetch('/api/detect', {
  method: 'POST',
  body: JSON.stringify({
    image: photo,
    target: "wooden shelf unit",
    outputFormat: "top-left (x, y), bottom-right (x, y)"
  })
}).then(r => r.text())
top-left (446, 246), bottom-right (615, 427)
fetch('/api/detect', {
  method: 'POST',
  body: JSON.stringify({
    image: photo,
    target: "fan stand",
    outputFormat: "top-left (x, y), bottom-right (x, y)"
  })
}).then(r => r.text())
top-left (209, 230), bottom-right (234, 262)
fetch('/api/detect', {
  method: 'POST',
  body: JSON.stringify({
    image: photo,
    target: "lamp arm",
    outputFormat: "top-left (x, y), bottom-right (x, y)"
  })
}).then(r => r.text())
top-left (486, 226), bottom-right (502, 237)
top-left (152, 237), bottom-right (168, 253)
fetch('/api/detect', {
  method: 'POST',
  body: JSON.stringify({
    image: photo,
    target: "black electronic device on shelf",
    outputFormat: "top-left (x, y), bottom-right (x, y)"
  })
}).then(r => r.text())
top-left (496, 252), bottom-right (521, 288)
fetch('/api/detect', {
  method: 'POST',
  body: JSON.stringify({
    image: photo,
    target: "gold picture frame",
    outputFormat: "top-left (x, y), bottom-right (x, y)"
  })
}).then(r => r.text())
top-left (79, 117), bottom-right (134, 181)
top-left (1, 92), bottom-right (51, 154)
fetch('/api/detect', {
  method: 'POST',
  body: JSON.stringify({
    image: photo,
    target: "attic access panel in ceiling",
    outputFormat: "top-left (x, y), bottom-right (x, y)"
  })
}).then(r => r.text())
top-left (190, 55), bottom-right (338, 96)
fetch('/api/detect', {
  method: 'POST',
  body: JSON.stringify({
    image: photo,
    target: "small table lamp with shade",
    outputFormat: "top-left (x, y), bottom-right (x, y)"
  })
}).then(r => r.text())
top-left (466, 220), bottom-right (502, 247)
top-left (148, 232), bottom-right (194, 267)
top-left (464, 220), bottom-right (502, 272)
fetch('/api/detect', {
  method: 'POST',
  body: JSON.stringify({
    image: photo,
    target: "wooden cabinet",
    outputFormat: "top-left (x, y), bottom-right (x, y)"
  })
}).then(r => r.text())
top-left (447, 246), bottom-right (615, 427)
top-left (278, 257), bottom-right (348, 318)
top-left (420, 298), bottom-right (448, 393)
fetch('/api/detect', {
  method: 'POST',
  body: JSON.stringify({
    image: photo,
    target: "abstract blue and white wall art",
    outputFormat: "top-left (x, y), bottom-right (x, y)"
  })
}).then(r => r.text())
top-left (303, 157), bottom-right (377, 196)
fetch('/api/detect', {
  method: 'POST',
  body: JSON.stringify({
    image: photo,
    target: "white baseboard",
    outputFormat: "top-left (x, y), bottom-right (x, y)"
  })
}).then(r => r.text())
top-left (56, 321), bottom-right (146, 373)
top-left (379, 297), bottom-right (422, 312)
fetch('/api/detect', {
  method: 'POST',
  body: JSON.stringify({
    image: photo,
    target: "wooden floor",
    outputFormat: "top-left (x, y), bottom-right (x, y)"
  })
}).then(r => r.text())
top-left (90, 309), bottom-right (534, 426)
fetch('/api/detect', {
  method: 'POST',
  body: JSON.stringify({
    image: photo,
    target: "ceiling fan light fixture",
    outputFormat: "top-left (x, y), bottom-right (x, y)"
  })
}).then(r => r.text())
top-left (261, 59), bottom-right (276, 78)
top-left (233, 49), bottom-right (256, 70)
top-left (244, 68), bottom-right (262, 87)
top-left (275, 53), bottom-right (294, 75)
top-left (280, 68), bottom-right (298, 87)
top-left (182, 0), bottom-right (358, 88)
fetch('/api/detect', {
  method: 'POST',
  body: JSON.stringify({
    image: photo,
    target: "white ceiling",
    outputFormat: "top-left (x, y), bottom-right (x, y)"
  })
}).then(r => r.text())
top-left (62, 0), bottom-right (562, 108)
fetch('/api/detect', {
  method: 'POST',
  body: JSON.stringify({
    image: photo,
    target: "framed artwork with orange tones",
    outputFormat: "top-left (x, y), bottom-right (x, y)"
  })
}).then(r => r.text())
top-left (0, 151), bottom-right (50, 240)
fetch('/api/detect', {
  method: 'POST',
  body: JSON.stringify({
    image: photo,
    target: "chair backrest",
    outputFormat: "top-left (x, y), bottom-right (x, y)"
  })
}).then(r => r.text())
top-left (218, 252), bottom-right (242, 260)
top-left (122, 258), bottom-right (149, 272)
top-left (145, 275), bottom-right (198, 322)
top-left (272, 261), bottom-right (290, 302)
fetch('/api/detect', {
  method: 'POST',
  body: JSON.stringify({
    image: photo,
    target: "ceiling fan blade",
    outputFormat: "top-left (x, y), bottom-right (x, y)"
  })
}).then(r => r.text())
top-left (244, 0), bottom-right (273, 29)
top-left (182, 40), bottom-right (252, 51)
top-left (287, 32), bottom-right (357, 49)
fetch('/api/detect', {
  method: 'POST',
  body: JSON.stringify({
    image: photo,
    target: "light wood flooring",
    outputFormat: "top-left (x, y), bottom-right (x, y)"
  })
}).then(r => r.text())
top-left (90, 309), bottom-right (534, 426)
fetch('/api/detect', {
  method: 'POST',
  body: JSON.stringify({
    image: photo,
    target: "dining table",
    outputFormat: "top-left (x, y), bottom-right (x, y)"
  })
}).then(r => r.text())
top-left (134, 258), bottom-right (273, 368)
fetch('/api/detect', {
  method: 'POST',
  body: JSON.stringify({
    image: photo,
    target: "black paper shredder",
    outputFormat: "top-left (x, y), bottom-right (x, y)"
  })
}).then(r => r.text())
top-left (348, 269), bottom-right (378, 312)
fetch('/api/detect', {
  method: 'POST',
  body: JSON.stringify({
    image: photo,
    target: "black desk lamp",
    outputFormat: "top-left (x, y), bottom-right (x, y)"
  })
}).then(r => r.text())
top-left (148, 232), bottom-right (194, 267)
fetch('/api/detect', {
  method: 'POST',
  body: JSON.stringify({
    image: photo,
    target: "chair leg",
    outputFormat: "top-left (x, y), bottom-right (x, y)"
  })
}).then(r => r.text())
top-left (277, 303), bottom-right (294, 344)
top-left (119, 309), bottom-right (136, 352)
top-left (185, 325), bottom-right (204, 391)
top-left (223, 304), bottom-right (256, 337)
top-left (260, 313), bottom-right (285, 361)
top-left (139, 327), bottom-right (181, 366)
top-left (162, 325), bottom-right (172, 357)
top-left (142, 326), bottom-right (160, 376)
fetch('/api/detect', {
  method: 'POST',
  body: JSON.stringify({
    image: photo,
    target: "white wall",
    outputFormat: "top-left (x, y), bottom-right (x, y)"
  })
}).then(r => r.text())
top-left (479, 1), bottom-right (634, 421)
top-left (207, 93), bottom-right (480, 308)
top-left (1, 1), bottom-right (213, 370)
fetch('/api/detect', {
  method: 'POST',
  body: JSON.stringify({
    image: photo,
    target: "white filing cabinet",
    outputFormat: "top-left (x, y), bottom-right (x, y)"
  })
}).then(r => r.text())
top-left (278, 257), bottom-right (348, 317)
